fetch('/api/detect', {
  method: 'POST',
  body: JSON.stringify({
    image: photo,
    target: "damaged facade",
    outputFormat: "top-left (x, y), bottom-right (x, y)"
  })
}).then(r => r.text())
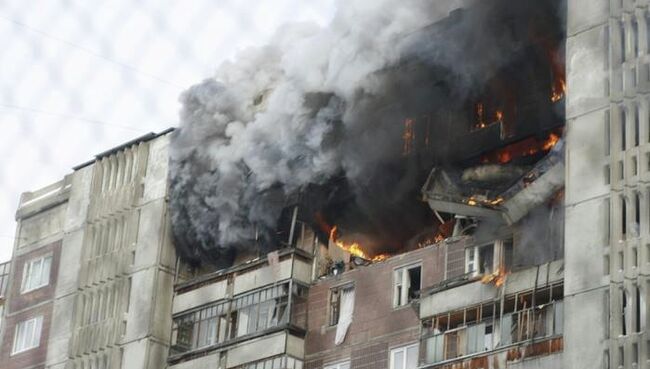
top-left (0, 0), bottom-right (641, 369)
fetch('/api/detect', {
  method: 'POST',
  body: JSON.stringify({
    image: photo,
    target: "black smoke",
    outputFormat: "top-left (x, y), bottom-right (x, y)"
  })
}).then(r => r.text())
top-left (169, 0), bottom-right (566, 267)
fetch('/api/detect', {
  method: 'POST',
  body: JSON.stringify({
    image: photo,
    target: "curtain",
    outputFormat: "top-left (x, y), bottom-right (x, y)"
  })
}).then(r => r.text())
top-left (335, 287), bottom-right (355, 345)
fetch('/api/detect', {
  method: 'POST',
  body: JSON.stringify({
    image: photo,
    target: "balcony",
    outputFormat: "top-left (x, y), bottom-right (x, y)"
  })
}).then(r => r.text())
top-left (420, 284), bottom-right (563, 368)
top-left (169, 280), bottom-right (308, 362)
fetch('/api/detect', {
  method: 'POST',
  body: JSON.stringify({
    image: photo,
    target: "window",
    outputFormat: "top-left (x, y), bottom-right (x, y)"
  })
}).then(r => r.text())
top-left (465, 243), bottom-right (495, 275)
top-left (170, 282), bottom-right (308, 356)
top-left (394, 265), bottom-right (421, 307)
top-left (0, 261), bottom-right (9, 298)
top-left (324, 361), bottom-right (350, 369)
top-left (21, 255), bottom-right (52, 293)
top-left (421, 283), bottom-right (564, 365)
top-left (329, 285), bottom-right (352, 326)
top-left (12, 316), bottom-right (43, 354)
top-left (390, 343), bottom-right (418, 369)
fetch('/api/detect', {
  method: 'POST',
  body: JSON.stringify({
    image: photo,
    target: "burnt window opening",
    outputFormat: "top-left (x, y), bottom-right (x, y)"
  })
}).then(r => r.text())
top-left (479, 244), bottom-right (494, 274)
top-left (394, 264), bottom-right (422, 307)
top-left (329, 284), bottom-right (353, 326)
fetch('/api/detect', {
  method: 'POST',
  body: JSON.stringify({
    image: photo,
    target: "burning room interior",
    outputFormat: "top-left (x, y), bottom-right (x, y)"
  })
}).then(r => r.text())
top-left (169, 0), bottom-right (566, 279)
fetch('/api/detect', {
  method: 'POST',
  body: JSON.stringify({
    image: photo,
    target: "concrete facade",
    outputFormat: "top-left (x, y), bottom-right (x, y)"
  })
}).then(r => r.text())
top-left (0, 130), bottom-right (176, 369)
top-left (563, 0), bottom-right (650, 368)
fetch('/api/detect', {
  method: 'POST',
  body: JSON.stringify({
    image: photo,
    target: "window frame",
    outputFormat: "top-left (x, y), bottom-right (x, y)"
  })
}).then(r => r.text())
top-left (465, 242), bottom-right (501, 276)
top-left (21, 254), bottom-right (53, 294)
top-left (389, 342), bottom-right (419, 369)
top-left (393, 263), bottom-right (422, 308)
top-left (324, 360), bottom-right (351, 369)
top-left (11, 315), bottom-right (43, 355)
top-left (328, 283), bottom-right (353, 326)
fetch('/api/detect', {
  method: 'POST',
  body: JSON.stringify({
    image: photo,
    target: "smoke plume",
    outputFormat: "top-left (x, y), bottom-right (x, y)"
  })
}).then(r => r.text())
top-left (170, 0), bottom-right (564, 267)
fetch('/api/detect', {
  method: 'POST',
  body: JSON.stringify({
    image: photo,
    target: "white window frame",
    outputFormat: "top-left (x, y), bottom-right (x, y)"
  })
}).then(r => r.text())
top-left (11, 316), bottom-right (43, 355)
top-left (390, 342), bottom-right (419, 369)
top-left (21, 254), bottom-right (53, 293)
top-left (465, 241), bottom-right (501, 276)
top-left (393, 263), bottom-right (422, 308)
top-left (324, 360), bottom-right (351, 369)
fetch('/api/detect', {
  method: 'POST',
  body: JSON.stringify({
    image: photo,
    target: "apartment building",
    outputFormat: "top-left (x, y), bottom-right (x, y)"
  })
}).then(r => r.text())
top-left (0, 130), bottom-right (175, 369)
top-left (4, 0), bottom-right (648, 369)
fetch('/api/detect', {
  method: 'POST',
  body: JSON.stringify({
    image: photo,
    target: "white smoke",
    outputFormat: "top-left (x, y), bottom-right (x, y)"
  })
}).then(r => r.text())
top-left (170, 0), bottom-right (473, 265)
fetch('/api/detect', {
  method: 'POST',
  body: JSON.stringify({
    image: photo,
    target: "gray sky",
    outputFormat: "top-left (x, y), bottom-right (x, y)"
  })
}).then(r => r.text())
top-left (0, 0), bottom-right (337, 262)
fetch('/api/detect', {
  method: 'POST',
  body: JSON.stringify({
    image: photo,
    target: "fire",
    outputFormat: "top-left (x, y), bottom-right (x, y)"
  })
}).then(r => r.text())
top-left (495, 110), bottom-right (504, 122)
top-left (475, 103), bottom-right (487, 129)
top-left (542, 133), bottom-right (560, 151)
top-left (547, 45), bottom-right (566, 103)
top-left (481, 131), bottom-right (562, 164)
top-left (481, 266), bottom-right (508, 287)
top-left (402, 118), bottom-right (415, 155)
top-left (466, 196), bottom-right (504, 208)
top-left (329, 226), bottom-right (389, 262)
top-left (551, 79), bottom-right (566, 102)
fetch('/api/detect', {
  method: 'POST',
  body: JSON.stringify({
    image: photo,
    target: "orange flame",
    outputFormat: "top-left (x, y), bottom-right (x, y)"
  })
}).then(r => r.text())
top-left (481, 266), bottom-right (508, 287)
top-left (466, 196), bottom-right (504, 207)
top-left (480, 131), bottom-right (562, 164)
top-left (329, 226), bottom-right (389, 262)
top-left (475, 103), bottom-right (487, 129)
top-left (495, 110), bottom-right (504, 122)
top-left (551, 79), bottom-right (566, 102)
top-left (403, 118), bottom-right (415, 156)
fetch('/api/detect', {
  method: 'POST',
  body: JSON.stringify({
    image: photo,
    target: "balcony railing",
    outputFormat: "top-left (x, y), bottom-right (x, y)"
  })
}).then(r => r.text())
top-left (421, 300), bottom-right (563, 366)
top-left (170, 280), bottom-right (308, 358)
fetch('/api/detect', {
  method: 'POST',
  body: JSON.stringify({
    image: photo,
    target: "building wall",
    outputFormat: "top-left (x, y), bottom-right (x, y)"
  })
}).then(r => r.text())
top-left (564, 0), bottom-right (650, 368)
top-left (67, 133), bottom-right (176, 369)
top-left (304, 243), bottom-right (447, 369)
top-left (0, 175), bottom-right (73, 369)
top-left (0, 130), bottom-right (175, 369)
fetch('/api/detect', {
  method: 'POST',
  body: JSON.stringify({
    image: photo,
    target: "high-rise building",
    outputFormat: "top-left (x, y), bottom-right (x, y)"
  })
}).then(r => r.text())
top-left (1, 1), bottom-right (645, 369)
top-left (0, 130), bottom-right (175, 369)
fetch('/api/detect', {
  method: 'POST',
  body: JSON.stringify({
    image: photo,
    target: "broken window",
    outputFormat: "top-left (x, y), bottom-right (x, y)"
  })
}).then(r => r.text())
top-left (233, 284), bottom-right (291, 337)
top-left (329, 287), bottom-right (341, 326)
top-left (390, 343), bottom-right (419, 369)
top-left (465, 243), bottom-right (496, 276)
top-left (334, 285), bottom-right (355, 345)
top-left (394, 264), bottom-right (422, 307)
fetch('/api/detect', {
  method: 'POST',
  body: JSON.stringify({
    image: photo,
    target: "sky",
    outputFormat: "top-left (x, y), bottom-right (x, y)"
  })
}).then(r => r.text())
top-left (0, 0), bottom-right (337, 262)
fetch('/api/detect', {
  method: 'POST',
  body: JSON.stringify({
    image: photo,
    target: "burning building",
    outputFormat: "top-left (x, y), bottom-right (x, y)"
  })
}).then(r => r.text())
top-left (0, 0), bottom-right (641, 369)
